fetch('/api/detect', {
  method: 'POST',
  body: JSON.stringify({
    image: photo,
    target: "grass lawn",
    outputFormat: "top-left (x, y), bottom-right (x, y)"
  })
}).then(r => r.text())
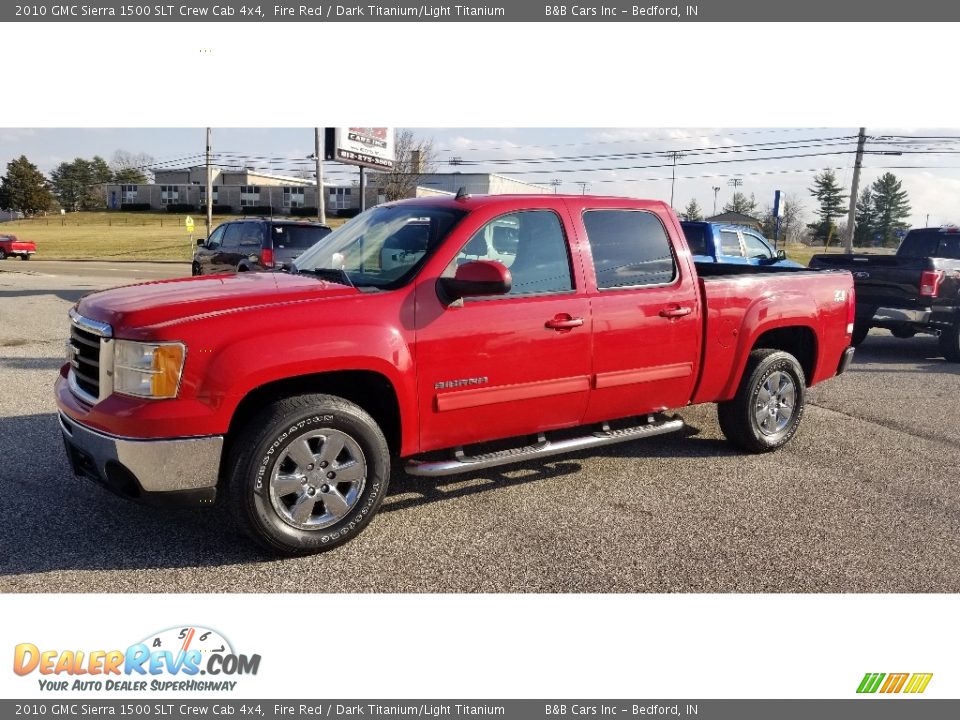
top-left (1, 212), bottom-right (346, 261)
top-left (784, 243), bottom-right (895, 266)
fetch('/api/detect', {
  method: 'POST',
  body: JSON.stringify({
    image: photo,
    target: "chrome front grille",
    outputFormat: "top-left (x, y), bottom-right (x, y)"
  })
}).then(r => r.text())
top-left (67, 309), bottom-right (112, 404)
top-left (69, 325), bottom-right (101, 398)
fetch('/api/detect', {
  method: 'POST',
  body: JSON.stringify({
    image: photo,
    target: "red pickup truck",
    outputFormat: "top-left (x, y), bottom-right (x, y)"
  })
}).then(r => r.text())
top-left (0, 234), bottom-right (37, 260)
top-left (55, 195), bottom-right (855, 554)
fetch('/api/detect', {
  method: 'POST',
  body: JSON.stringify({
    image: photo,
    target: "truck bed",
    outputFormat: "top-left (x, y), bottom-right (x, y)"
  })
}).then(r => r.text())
top-left (691, 262), bottom-right (853, 405)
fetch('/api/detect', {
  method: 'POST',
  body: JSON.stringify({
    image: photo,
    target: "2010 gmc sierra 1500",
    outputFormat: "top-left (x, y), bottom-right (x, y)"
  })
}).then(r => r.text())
top-left (55, 194), bottom-right (856, 554)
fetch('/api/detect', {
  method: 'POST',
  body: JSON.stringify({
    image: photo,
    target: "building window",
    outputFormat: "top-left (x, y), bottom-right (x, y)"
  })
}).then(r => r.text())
top-left (329, 187), bottom-right (352, 211)
top-left (199, 185), bottom-right (219, 204)
top-left (283, 187), bottom-right (305, 208)
top-left (160, 186), bottom-right (180, 205)
top-left (240, 186), bottom-right (261, 207)
top-left (121, 185), bottom-right (138, 203)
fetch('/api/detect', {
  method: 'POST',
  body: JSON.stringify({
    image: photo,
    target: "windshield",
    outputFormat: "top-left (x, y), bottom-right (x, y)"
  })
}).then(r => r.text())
top-left (272, 224), bottom-right (332, 248)
top-left (293, 204), bottom-right (467, 288)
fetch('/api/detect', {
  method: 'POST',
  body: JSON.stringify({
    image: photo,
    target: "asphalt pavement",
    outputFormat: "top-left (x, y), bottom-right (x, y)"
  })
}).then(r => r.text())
top-left (1, 260), bottom-right (958, 593)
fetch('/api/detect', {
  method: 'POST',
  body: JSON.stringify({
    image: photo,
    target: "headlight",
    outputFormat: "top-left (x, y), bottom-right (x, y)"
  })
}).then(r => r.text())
top-left (113, 340), bottom-right (186, 399)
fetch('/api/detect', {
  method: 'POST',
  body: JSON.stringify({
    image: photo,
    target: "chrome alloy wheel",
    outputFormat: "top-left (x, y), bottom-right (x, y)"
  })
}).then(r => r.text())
top-left (754, 371), bottom-right (796, 436)
top-left (269, 429), bottom-right (367, 530)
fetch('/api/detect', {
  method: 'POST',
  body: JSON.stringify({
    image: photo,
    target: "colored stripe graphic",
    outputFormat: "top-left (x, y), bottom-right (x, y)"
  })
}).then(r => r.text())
top-left (857, 673), bottom-right (885, 693)
top-left (880, 673), bottom-right (909, 693)
top-left (903, 673), bottom-right (933, 694)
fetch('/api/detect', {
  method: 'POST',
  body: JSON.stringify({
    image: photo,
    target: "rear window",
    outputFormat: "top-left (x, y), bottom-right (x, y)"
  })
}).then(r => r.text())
top-left (272, 224), bottom-right (333, 249)
top-left (681, 224), bottom-right (708, 255)
top-left (898, 231), bottom-right (940, 258)
top-left (583, 209), bottom-right (677, 289)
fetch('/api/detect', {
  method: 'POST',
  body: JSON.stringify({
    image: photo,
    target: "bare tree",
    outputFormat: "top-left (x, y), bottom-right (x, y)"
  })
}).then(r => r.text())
top-left (111, 150), bottom-right (155, 184)
top-left (373, 130), bottom-right (437, 202)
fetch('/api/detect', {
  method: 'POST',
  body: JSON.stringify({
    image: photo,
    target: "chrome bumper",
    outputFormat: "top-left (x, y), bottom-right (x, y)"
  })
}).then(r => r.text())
top-left (58, 413), bottom-right (222, 503)
top-left (873, 307), bottom-right (931, 324)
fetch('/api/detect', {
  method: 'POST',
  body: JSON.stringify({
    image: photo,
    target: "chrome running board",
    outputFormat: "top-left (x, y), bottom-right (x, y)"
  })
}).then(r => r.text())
top-left (405, 416), bottom-right (685, 477)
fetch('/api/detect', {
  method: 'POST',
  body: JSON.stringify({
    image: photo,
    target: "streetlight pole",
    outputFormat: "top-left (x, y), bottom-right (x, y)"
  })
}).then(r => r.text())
top-left (205, 128), bottom-right (213, 240)
top-left (314, 128), bottom-right (325, 224)
top-left (712, 186), bottom-right (720, 215)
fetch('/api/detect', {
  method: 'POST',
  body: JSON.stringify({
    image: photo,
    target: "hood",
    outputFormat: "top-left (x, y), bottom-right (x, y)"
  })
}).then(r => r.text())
top-left (76, 271), bottom-right (359, 332)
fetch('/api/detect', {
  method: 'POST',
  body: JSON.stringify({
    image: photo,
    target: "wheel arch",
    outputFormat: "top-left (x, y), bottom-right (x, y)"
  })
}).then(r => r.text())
top-left (224, 369), bottom-right (405, 468)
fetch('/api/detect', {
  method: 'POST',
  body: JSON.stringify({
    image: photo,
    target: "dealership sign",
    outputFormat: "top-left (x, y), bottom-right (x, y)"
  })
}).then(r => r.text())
top-left (325, 127), bottom-right (395, 170)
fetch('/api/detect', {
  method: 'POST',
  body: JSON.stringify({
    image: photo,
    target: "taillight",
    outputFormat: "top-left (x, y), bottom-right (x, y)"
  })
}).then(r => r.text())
top-left (261, 247), bottom-right (274, 268)
top-left (846, 285), bottom-right (856, 336)
top-left (920, 270), bottom-right (944, 297)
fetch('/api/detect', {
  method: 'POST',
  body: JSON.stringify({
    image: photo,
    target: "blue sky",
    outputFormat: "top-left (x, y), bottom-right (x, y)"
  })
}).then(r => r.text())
top-left (3, 127), bottom-right (959, 227)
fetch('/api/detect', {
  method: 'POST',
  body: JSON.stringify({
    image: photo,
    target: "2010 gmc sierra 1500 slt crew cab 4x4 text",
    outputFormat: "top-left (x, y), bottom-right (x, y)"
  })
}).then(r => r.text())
top-left (55, 195), bottom-right (856, 555)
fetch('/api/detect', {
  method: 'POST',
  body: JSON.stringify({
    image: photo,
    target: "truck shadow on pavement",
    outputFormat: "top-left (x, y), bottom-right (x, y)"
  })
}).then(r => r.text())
top-left (0, 287), bottom-right (92, 304)
top-left (851, 333), bottom-right (960, 373)
top-left (0, 413), bottom-right (732, 580)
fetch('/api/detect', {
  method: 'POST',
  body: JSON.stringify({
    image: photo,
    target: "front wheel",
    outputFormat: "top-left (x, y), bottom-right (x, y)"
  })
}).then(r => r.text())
top-left (227, 393), bottom-right (390, 555)
top-left (939, 326), bottom-right (960, 363)
top-left (0, 250), bottom-right (6, 260)
top-left (191, 261), bottom-right (202, 276)
top-left (890, 326), bottom-right (916, 339)
top-left (20, 254), bottom-right (30, 261)
top-left (717, 349), bottom-right (806, 453)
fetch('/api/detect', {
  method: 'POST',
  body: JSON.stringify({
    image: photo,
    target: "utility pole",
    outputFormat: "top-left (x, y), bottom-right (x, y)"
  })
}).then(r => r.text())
top-left (575, 181), bottom-right (589, 195)
top-left (550, 179), bottom-right (561, 194)
top-left (359, 166), bottom-right (366, 211)
top-left (844, 127), bottom-right (866, 254)
top-left (205, 128), bottom-right (213, 240)
top-left (314, 128), bottom-right (326, 224)
top-left (712, 185), bottom-right (720, 215)
top-left (668, 151), bottom-right (686, 208)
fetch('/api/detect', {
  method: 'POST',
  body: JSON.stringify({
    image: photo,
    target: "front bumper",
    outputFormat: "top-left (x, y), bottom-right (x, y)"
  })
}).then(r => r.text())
top-left (58, 412), bottom-right (223, 506)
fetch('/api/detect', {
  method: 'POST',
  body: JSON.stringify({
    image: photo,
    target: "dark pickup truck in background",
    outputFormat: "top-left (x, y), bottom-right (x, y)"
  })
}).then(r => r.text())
top-left (810, 227), bottom-right (960, 360)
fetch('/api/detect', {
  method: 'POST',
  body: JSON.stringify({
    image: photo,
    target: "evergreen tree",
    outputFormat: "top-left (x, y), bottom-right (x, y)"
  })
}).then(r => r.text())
top-left (681, 198), bottom-right (703, 221)
top-left (853, 187), bottom-right (876, 246)
top-left (869, 172), bottom-right (911, 247)
top-left (807, 170), bottom-right (848, 244)
top-left (0, 156), bottom-right (54, 216)
top-left (723, 192), bottom-right (758, 215)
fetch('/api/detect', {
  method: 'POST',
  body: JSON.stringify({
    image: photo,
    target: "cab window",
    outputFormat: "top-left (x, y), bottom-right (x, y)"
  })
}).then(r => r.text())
top-left (742, 232), bottom-right (774, 260)
top-left (451, 210), bottom-right (573, 296)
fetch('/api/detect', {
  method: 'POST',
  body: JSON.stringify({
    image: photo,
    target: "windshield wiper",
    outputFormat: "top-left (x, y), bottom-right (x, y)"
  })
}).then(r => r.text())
top-left (305, 267), bottom-right (356, 289)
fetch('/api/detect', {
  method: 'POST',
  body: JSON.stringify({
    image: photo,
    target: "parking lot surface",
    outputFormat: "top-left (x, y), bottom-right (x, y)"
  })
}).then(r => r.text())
top-left (1, 261), bottom-right (958, 593)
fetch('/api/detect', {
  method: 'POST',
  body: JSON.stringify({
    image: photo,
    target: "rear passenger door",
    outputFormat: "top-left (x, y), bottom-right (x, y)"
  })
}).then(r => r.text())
top-left (574, 205), bottom-right (701, 424)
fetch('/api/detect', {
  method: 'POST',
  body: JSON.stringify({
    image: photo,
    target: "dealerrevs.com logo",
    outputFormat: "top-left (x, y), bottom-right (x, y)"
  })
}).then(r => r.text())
top-left (13, 626), bottom-right (261, 693)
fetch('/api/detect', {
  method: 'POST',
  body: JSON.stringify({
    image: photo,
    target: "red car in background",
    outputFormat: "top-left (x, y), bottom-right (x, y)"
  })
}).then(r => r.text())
top-left (0, 234), bottom-right (37, 260)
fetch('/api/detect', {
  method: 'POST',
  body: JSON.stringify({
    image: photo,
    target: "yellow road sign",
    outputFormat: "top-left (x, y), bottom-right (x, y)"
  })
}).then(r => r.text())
top-left (185, 216), bottom-right (195, 233)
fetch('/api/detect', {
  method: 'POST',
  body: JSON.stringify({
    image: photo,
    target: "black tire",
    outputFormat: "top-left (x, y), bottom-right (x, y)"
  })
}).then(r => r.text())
top-left (20, 254), bottom-right (30, 261)
top-left (226, 393), bottom-right (390, 555)
top-left (0, 249), bottom-right (6, 260)
top-left (191, 261), bottom-right (202, 276)
top-left (890, 326), bottom-right (916, 339)
top-left (850, 321), bottom-right (870, 347)
top-left (717, 349), bottom-right (806, 453)
top-left (939, 326), bottom-right (960, 363)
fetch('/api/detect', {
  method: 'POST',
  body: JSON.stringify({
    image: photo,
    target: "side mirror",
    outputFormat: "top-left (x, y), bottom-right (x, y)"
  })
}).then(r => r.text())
top-left (777, 249), bottom-right (788, 261)
top-left (196, 238), bottom-right (205, 246)
top-left (438, 260), bottom-right (512, 302)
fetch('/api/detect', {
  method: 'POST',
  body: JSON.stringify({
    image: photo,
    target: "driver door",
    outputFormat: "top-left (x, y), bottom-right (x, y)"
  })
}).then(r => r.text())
top-left (414, 208), bottom-right (592, 453)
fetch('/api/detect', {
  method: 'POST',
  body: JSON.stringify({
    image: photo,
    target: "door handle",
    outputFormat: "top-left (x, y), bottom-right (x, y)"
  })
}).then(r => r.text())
top-left (659, 306), bottom-right (692, 319)
top-left (545, 314), bottom-right (585, 330)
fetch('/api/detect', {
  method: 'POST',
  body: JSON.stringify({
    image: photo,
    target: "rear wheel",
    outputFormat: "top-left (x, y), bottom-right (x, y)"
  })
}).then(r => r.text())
top-left (20, 254), bottom-right (30, 261)
top-left (939, 326), bottom-right (960, 363)
top-left (718, 349), bottom-right (806, 453)
top-left (890, 326), bottom-right (916, 339)
top-left (227, 393), bottom-right (390, 555)
top-left (850, 321), bottom-right (870, 347)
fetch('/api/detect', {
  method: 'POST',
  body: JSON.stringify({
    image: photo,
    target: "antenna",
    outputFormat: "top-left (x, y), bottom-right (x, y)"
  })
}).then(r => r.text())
top-left (455, 186), bottom-right (469, 200)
